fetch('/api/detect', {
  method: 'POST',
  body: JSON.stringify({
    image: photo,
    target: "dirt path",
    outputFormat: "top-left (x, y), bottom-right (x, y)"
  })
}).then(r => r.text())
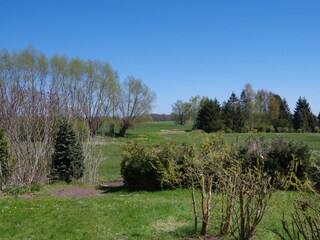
top-left (49, 180), bottom-right (124, 198)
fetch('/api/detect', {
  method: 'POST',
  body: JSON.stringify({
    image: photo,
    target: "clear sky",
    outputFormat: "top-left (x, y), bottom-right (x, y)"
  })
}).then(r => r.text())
top-left (1, 0), bottom-right (319, 114)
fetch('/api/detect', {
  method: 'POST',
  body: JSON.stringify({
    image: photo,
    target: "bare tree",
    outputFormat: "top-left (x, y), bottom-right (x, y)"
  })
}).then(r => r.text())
top-left (0, 47), bottom-right (60, 186)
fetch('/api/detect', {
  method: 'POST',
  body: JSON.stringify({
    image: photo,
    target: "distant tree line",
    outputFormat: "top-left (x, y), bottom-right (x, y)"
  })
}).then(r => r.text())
top-left (172, 83), bottom-right (319, 133)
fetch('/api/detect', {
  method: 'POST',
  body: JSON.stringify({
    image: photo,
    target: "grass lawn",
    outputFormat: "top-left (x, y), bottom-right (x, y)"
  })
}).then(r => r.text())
top-left (1, 121), bottom-right (320, 239)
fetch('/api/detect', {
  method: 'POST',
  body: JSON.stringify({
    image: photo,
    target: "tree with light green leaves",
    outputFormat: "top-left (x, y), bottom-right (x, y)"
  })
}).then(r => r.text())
top-left (171, 100), bottom-right (192, 125)
top-left (117, 76), bottom-right (155, 137)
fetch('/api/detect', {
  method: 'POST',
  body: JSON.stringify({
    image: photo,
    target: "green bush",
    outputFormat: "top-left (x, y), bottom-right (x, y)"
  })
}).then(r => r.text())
top-left (276, 127), bottom-right (283, 133)
top-left (266, 138), bottom-right (310, 182)
top-left (314, 126), bottom-right (320, 133)
top-left (51, 122), bottom-right (84, 182)
top-left (297, 128), bottom-right (303, 133)
top-left (225, 128), bottom-right (233, 133)
top-left (240, 137), bottom-right (311, 188)
top-left (282, 127), bottom-right (289, 133)
top-left (121, 142), bottom-right (192, 190)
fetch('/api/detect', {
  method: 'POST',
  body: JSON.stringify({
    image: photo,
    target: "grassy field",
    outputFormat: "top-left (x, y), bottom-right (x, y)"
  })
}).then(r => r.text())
top-left (1, 121), bottom-right (320, 239)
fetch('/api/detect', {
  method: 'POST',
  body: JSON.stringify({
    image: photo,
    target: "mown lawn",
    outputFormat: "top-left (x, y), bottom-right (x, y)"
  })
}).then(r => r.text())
top-left (0, 188), bottom-right (303, 239)
top-left (1, 121), bottom-right (320, 239)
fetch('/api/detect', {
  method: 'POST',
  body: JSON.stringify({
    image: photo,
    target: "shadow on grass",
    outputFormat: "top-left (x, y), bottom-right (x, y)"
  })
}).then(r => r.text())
top-left (97, 185), bottom-right (127, 194)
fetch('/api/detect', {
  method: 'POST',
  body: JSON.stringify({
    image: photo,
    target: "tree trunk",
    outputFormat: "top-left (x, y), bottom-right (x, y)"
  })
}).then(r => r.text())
top-left (119, 124), bottom-right (128, 137)
top-left (109, 123), bottom-right (115, 138)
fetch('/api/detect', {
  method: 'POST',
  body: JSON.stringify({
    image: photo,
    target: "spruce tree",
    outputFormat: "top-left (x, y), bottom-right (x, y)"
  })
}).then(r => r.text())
top-left (195, 98), bottom-right (223, 132)
top-left (293, 97), bottom-right (315, 132)
top-left (51, 122), bottom-right (84, 182)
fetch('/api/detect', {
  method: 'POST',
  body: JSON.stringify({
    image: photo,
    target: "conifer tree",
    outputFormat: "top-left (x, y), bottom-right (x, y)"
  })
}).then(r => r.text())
top-left (195, 98), bottom-right (223, 132)
top-left (293, 97), bottom-right (315, 132)
top-left (51, 122), bottom-right (84, 182)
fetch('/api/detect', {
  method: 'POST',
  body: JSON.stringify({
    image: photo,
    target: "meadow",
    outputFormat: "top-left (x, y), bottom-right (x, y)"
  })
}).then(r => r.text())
top-left (1, 121), bottom-right (320, 239)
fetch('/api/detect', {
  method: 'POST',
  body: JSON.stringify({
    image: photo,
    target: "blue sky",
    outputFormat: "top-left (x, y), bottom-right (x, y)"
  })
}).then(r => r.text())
top-left (1, 0), bottom-right (319, 114)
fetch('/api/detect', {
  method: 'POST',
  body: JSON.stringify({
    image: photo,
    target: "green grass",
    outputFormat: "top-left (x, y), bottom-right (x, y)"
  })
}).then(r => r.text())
top-left (0, 187), bottom-right (304, 239)
top-left (1, 121), bottom-right (320, 239)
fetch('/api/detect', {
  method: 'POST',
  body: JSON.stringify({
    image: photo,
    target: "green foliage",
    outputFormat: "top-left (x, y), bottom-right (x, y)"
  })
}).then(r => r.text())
top-left (121, 142), bottom-right (189, 190)
top-left (51, 122), bottom-right (84, 182)
top-left (221, 92), bottom-right (245, 132)
top-left (171, 100), bottom-right (192, 125)
top-left (272, 194), bottom-right (320, 240)
top-left (307, 151), bottom-right (320, 189)
top-left (74, 119), bottom-right (90, 142)
top-left (225, 128), bottom-right (233, 133)
top-left (0, 129), bottom-right (9, 188)
top-left (194, 98), bottom-right (223, 133)
top-left (293, 97), bottom-right (316, 132)
top-left (240, 137), bottom-right (311, 188)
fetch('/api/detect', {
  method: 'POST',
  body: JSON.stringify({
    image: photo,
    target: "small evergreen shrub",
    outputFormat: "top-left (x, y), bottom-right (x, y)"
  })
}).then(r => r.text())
top-left (51, 122), bottom-right (84, 182)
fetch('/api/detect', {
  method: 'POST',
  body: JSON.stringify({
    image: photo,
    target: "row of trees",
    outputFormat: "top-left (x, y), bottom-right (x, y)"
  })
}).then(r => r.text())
top-left (0, 47), bottom-right (155, 186)
top-left (172, 84), bottom-right (319, 133)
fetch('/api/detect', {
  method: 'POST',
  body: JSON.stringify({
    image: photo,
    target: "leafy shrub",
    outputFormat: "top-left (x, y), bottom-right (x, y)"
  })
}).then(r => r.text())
top-left (121, 142), bottom-right (188, 190)
top-left (314, 126), bottom-right (320, 133)
top-left (297, 128), bottom-right (303, 133)
top-left (276, 127), bottom-right (283, 133)
top-left (282, 127), bottom-right (289, 133)
top-left (225, 128), bottom-right (233, 133)
top-left (240, 137), bottom-right (311, 188)
top-left (51, 122), bottom-right (84, 182)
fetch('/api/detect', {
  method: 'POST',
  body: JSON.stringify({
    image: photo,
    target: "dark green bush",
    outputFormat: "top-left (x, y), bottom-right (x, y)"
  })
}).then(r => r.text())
top-left (240, 137), bottom-right (311, 188)
top-left (51, 122), bottom-right (84, 182)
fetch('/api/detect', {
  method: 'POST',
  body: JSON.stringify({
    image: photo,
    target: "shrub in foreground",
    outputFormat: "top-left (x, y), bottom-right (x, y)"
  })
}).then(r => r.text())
top-left (121, 142), bottom-right (193, 190)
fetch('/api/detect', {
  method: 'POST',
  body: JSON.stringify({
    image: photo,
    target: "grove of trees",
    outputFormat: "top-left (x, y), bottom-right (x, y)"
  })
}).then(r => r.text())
top-left (172, 83), bottom-right (319, 133)
top-left (0, 47), bottom-right (155, 187)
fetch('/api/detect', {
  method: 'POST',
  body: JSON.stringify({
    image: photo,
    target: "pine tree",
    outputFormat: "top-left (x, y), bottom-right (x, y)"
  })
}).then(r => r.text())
top-left (51, 122), bottom-right (84, 182)
top-left (222, 92), bottom-right (244, 132)
top-left (293, 97), bottom-right (314, 132)
top-left (195, 98), bottom-right (223, 132)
